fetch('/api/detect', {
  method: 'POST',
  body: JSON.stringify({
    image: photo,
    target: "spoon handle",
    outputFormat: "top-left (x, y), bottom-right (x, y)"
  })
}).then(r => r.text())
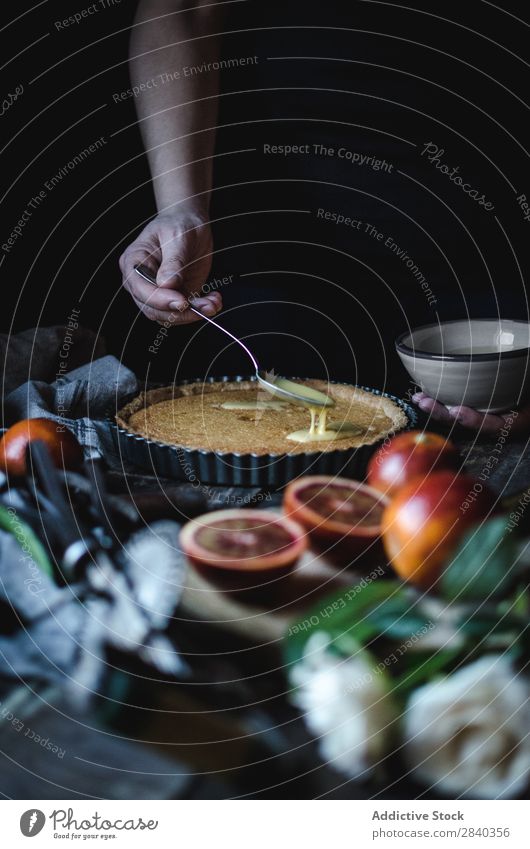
top-left (134, 264), bottom-right (259, 373)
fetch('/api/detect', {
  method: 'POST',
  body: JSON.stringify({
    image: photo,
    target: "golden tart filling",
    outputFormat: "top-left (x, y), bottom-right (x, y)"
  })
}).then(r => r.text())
top-left (116, 380), bottom-right (407, 456)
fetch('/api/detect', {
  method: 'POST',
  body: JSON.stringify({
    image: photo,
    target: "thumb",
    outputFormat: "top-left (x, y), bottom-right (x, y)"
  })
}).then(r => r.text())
top-left (156, 235), bottom-right (192, 289)
top-left (156, 230), bottom-right (193, 289)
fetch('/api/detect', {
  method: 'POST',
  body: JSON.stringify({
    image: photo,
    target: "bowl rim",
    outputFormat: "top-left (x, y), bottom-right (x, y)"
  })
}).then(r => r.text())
top-left (395, 318), bottom-right (530, 362)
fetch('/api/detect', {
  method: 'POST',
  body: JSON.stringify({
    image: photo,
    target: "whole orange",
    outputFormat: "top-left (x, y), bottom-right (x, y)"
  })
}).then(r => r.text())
top-left (367, 430), bottom-right (460, 498)
top-left (0, 418), bottom-right (83, 477)
top-left (381, 471), bottom-right (496, 589)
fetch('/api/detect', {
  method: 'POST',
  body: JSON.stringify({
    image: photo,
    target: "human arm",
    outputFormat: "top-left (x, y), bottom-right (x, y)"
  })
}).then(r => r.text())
top-left (119, 0), bottom-right (224, 323)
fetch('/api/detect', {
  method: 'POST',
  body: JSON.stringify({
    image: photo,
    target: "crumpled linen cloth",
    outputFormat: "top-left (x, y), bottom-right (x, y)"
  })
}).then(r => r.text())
top-left (1, 327), bottom-right (189, 705)
top-left (4, 353), bottom-right (138, 458)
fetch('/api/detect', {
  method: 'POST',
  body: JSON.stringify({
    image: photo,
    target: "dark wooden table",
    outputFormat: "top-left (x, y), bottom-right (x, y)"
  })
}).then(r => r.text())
top-left (1, 424), bottom-right (528, 799)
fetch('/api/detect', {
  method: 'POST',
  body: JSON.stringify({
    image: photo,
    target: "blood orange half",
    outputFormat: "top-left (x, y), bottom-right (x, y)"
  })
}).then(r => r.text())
top-left (283, 475), bottom-right (389, 564)
top-left (180, 508), bottom-right (307, 574)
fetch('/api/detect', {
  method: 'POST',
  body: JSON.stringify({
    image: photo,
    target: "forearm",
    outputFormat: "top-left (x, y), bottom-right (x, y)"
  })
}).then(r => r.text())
top-left (130, 0), bottom-right (223, 214)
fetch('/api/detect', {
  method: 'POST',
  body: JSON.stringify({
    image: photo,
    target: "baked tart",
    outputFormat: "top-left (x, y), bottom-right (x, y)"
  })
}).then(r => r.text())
top-left (113, 377), bottom-right (415, 485)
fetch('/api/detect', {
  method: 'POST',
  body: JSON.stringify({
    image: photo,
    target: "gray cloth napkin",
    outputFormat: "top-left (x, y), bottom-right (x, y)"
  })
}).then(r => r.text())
top-left (4, 354), bottom-right (137, 456)
top-left (0, 346), bottom-right (190, 706)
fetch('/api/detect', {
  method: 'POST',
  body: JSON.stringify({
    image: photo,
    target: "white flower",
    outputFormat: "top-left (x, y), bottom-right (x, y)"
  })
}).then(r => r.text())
top-left (409, 597), bottom-right (466, 651)
top-left (290, 632), bottom-right (397, 779)
top-left (404, 654), bottom-right (530, 799)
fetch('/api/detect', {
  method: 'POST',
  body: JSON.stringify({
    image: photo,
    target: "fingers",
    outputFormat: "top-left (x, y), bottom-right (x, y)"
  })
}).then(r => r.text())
top-left (134, 295), bottom-right (222, 325)
top-left (120, 248), bottom-right (157, 290)
top-left (120, 215), bottom-right (220, 325)
top-left (412, 391), bottom-right (494, 430)
top-left (120, 244), bottom-right (166, 302)
top-left (122, 244), bottom-right (220, 317)
top-left (166, 291), bottom-right (223, 320)
top-left (444, 405), bottom-right (505, 434)
top-left (412, 392), bottom-right (530, 435)
top-left (189, 290), bottom-right (223, 312)
top-left (131, 289), bottom-right (223, 325)
top-left (448, 404), bottom-right (530, 435)
top-left (412, 392), bottom-right (454, 425)
top-left (121, 250), bottom-right (208, 321)
top-left (125, 260), bottom-right (188, 313)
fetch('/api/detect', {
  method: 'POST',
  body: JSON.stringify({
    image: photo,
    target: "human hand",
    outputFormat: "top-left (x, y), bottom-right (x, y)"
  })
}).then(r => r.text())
top-left (412, 392), bottom-right (530, 436)
top-left (119, 208), bottom-right (221, 323)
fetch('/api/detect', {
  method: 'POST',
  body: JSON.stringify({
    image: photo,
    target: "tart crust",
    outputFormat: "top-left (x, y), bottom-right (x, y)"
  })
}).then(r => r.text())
top-left (116, 380), bottom-right (407, 456)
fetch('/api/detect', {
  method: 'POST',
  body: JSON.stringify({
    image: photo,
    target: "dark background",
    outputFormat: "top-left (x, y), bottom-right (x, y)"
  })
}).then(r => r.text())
top-left (2, 0), bottom-right (529, 395)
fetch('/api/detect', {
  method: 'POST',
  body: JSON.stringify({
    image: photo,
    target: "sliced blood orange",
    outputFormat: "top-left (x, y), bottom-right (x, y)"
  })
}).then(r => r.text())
top-left (0, 417), bottom-right (83, 477)
top-left (283, 475), bottom-right (389, 564)
top-left (180, 508), bottom-right (307, 574)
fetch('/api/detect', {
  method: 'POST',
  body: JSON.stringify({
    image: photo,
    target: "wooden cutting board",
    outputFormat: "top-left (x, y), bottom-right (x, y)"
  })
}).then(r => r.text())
top-left (180, 550), bottom-right (374, 644)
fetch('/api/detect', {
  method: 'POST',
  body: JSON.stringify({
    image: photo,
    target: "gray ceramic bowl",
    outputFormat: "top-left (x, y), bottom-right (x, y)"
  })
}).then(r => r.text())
top-left (396, 319), bottom-right (530, 412)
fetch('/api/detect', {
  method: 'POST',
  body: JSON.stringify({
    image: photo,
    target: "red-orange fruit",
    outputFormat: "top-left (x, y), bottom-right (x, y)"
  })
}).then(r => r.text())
top-left (180, 508), bottom-right (307, 575)
top-left (382, 471), bottom-right (496, 589)
top-left (368, 430), bottom-right (460, 498)
top-left (0, 417), bottom-right (83, 477)
top-left (283, 475), bottom-right (388, 564)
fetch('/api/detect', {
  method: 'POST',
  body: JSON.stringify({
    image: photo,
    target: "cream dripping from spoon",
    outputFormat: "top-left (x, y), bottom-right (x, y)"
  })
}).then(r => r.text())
top-left (265, 376), bottom-right (362, 443)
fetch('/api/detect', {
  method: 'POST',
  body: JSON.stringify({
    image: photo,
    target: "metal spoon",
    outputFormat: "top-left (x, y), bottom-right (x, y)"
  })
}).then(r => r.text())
top-left (134, 264), bottom-right (334, 408)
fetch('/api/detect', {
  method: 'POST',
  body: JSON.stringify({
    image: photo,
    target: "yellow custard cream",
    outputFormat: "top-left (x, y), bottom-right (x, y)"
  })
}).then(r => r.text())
top-left (220, 400), bottom-right (289, 411)
top-left (262, 376), bottom-right (362, 443)
top-left (286, 407), bottom-right (363, 443)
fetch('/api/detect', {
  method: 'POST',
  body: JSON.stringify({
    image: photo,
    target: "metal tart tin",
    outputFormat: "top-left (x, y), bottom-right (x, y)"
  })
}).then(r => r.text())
top-left (108, 376), bottom-right (418, 488)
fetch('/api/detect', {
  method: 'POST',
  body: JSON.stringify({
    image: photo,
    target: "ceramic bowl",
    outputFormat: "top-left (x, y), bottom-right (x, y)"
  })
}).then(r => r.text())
top-left (396, 319), bottom-right (530, 412)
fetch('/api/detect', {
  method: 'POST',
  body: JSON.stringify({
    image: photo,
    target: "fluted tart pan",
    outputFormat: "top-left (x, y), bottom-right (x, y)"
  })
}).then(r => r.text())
top-left (110, 376), bottom-right (418, 488)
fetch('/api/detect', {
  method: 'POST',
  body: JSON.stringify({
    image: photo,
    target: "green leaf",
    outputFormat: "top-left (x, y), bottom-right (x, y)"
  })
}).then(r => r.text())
top-left (509, 584), bottom-right (530, 618)
top-left (363, 596), bottom-right (431, 640)
top-left (284, 579), bottom-right (431, 667)
top-left (393, 648), bottom-right (461, 695)
top-left (459, 609), bottom-right (525, 641)
top-left (441, 516), bottom-right (520, 602)
top-left (0, 504), bottom-right (54, 580)
top-left (284, 579), bottom-right (391, 666)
